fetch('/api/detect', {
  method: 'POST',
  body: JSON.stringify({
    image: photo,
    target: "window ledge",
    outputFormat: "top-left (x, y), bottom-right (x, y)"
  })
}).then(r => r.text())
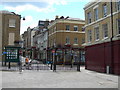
top-left (65, 43), bottom-right (70, 45)
top-left (95, 39), bottom-right (100, 42)
top-left (88, 41), bottom-right (91, 44)
top-left (116, 34), bottom-right (120, 37)
top-left (103, 37), bottom-right (108, 40)
top-left (73, 44), bottom-right (78, 45)
top-left (9, 26), bottom-right (15, 28)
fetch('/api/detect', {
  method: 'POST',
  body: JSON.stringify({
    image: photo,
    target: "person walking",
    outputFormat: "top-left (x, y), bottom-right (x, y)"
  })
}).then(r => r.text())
top-left (25, 57), bottom-right (29, 65)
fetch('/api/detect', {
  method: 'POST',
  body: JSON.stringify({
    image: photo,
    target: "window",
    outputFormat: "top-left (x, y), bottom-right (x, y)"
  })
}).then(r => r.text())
top-left (102, 24), bottom-right (108, 38)
top-left (117, 19), bottom-right (120, 34)
top-left (118, 0), bottom-right (120, 11)
top-left (87, 12), bottom-right (92, 24)
top-left (66, 37), bottom-right (70, 44)
top-left (94, 27), bottom-right (99, 40)
top-left (82, 38), bottom-right (85, 44)
top-left (103, 4), bottom-right (107, 17)
top-left (9, 19), bottom-right (16, 27)
top-left (74, 26), bottom-right (78, 31)
top-left (66, 25), bottom-right (70, 31)
top-left (54, 27), bottom-right (56, 31)
top-left (82, 27), bottom-right (85, 32)
top-left (94, 8), bottom-right (99, 20)
top-left (88, 30), bottom-right (92, 42)
top-left (8, 33), bottom-right (15, 45)
top-left (74, 38), bottom-right (78, 44)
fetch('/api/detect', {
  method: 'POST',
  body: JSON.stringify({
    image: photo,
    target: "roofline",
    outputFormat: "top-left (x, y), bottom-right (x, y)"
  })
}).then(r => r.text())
top-left (84, 0), bottom-right (100, 10)
top-left (48, 19), bottom-right (85, 28)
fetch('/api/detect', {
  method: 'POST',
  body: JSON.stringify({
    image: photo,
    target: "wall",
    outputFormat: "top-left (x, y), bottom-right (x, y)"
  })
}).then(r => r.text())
top-left (48, 20), bottom-right (85, 48)
top-left (2, 14), bottom-right (21, 47)
top-left (0, 13), bottom-right (2, 61)
top-left (84, 2), bottom-right (120, 45)
top-left (85, 40), bottom-right (120, 75)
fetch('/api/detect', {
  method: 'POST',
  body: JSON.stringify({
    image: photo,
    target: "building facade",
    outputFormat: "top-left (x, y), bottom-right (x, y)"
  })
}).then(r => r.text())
top-left (0, 10), bottom-right (21, 62)
top-left (33, 20), bottom-right (49, 62)
top-left (48, 16), bottom-right (85, 64)
top-left (84, 0), bottom-right (120, 75)
top-left (22, 27), bottom-right (37, 58)
top-left (0, 12), bottom-right (2, 61)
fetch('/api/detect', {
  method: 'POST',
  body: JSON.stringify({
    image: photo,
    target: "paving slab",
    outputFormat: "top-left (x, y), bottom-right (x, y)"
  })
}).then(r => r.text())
top-left (1, 67), bottom-right (118, 88)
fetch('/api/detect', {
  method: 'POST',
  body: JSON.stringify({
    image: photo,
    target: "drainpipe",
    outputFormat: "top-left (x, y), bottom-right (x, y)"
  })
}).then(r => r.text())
top-left (110, 1), bottom-right (114, 74)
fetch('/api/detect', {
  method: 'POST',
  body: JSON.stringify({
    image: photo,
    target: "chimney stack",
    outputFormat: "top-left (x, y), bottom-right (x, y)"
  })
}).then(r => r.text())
top-left (55, 15), bottom-right (59, 20)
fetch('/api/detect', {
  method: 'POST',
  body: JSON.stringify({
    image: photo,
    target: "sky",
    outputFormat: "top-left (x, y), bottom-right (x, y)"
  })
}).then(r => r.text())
top-left (0, 0), bottom-right (90, 35)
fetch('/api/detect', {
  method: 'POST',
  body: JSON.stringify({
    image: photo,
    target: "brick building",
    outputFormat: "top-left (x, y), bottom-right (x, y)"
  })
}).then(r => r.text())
top-left (47, 16), bottom-right (85, 64)
top-left (84, 0), bottom-right (120, 75)
top-left (0, 10), bottom-right (21, 63)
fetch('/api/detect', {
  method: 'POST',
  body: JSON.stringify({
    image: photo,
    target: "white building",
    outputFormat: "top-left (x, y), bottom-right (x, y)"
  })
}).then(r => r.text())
top-left (33, 20), bottom-right (49, 62)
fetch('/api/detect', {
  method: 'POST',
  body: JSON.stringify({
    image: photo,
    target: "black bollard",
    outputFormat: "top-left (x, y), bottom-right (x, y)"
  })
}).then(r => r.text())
top-left (51, 63), bottom-right (52, 70)
top-left (8, 62), bottom-right (11, 69)
top-left (53, 64), bottom-right (56, 72)
top-left (77, 64), bottom-right (80, 71)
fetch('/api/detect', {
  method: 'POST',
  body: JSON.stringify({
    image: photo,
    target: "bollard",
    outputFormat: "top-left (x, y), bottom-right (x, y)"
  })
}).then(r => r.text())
top-left (8, 62), bottom-right (11, 69)
top-left (77, 64), bottom-right (80, 72)
top-left (53, 64), bottom-right (56, 72)
top-left (50, 63), bottom-right (52, 70)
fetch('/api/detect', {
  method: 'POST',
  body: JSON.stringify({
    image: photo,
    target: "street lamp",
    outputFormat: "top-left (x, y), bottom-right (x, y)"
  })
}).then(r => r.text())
top-left (22, 17), bottom-right (25, 20)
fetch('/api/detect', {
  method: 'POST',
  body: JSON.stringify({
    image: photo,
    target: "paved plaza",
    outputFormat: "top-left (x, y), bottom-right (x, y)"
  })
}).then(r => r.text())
top-left (1, 66), bottom-right (119, 88)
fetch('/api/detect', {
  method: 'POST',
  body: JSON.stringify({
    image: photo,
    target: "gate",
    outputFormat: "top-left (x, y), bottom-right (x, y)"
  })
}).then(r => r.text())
top-left (2, 48), bottom-right (85, 72)
top-left (47, 47), bottom-right (85, 72)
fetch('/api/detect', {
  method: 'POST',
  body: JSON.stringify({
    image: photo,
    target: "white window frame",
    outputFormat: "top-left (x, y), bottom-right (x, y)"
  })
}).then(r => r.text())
top-left (66, 37), bottom-right (70, 44)
top-left (74, 38), bottom-right (78, 44)
top-left (117, 0), bottom-right (120, 11)
top-left (103, 3), bottom-right (107, 17)
top-left (94, 8), bottom-right (99, 21)
top-left (66, 25), bottom-right (70, 31)
top-left (88, 30), bottom-right (92, 42)
top-left (54, 26), bottom-right (56, 31)
top-left (9, 19), bottom-right (16, 28)
top-left (74, 26), bottom-right (78, 31)
top-left (117, 19), bottom-right (120, 35)
top-left (94, 27), bottom-right (99, 41)
top-left (102, 24), bottom-right (108, 38)
top-left (87, 12), bottom-right (92, 24)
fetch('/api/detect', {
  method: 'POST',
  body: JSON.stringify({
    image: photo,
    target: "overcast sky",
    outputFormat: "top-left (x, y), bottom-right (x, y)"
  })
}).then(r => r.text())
top-left (0, 0), bottom-right (90, 34)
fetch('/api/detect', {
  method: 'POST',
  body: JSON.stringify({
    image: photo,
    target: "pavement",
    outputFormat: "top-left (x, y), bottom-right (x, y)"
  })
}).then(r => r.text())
top-left (1, 66), bottom-right (119, 88)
